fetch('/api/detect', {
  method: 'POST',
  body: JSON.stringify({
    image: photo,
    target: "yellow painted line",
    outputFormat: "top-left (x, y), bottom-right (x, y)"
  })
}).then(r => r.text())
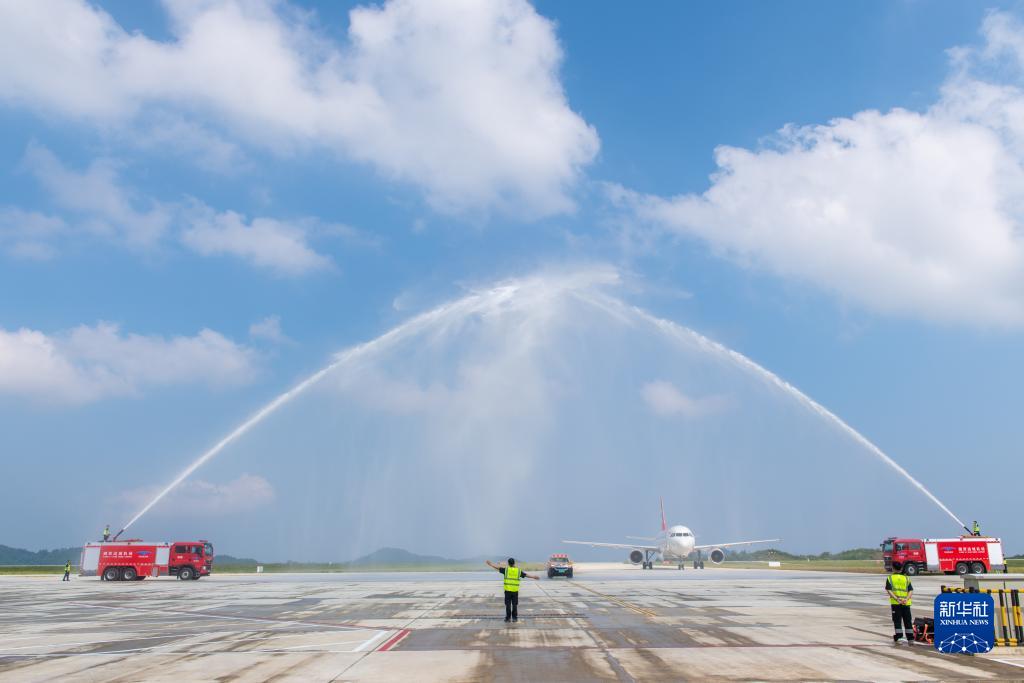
top-left (572, 582), bottom-right (657, 618)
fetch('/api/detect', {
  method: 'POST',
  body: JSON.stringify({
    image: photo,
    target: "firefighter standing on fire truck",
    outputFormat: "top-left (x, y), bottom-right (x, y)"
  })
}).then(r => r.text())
top-left (886, 565), bottom-right (914, 645)
top-left (102, 525), bottom-right (110, 542)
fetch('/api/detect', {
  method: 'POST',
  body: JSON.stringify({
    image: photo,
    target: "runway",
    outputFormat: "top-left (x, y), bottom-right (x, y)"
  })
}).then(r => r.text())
top-left (1, 564), bottom-right (1022, 681)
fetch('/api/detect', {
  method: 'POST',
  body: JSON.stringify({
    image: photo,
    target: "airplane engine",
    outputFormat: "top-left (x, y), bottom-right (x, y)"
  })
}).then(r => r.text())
top-left (709, 548), bottom-right (725, 564)
top-left (629, 550), bottom-right (644, 564)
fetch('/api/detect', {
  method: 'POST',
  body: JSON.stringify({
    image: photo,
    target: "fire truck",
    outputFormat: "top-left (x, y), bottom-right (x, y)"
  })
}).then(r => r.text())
top-left (79, 539), bottom-right (214, 581)
top-left (881, 536), bottom-right (1005, 576)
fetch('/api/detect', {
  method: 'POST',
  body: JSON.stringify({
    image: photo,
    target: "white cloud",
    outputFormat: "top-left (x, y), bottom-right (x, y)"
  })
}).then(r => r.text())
top-left (0, 208), bottom-right (66, 259)
top-left (0, 0), bottom-right (599, 217)
top-left (8, 145), bottom-right (336, 274)
top-left (616, 11), bottom-right (1024, 327)
top-left (249, 315), bottom-right (289, 344)
top-left (0, 322), bottom-right (258, 403)
top-left (117, 474), bottom-right (275, 516)
top-left (23, 143), bottom-right (170, 247)
top-left (181, 208), bottom-right (332, 275)
top-left (641, 380), bottom-right (727, 419)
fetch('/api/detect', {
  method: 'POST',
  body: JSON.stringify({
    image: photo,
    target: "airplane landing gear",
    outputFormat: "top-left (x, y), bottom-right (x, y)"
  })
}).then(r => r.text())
top-left (640, 549), bottom-right (658, 569)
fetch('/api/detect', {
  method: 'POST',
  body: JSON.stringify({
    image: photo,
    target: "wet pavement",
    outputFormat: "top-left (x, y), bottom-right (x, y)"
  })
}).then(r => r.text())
top-left (1, 564), bottom-right (1022, 681)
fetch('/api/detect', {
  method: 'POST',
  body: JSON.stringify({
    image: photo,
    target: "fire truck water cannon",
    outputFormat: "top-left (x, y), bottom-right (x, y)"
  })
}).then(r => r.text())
top-left (882, 536), bottom-right (1005, 577)
top-left (79, 539), bottom-right (215, 582)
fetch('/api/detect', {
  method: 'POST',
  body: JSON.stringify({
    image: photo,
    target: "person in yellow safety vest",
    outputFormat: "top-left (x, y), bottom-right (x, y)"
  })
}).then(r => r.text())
top-left (103, 525), bottom-right (110, 542)
top-left (62, 561), bottom-right (71, 582)
top-left (886, 564), bottom-right (914, 645)
top-left (973, 520), bottom-right (981, 536)
top-left (486, 558), bottom-right (540, 623)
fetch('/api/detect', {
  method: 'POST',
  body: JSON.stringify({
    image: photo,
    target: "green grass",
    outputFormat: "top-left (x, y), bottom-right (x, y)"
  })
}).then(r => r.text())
top-left (4, 559), bottom-right (1016, 576)
top-left (721, 559), bottom-right (886, 573)
top-left (0, 562), bottom-right (547, 576)
top-left (0, 565), bottom-right (69, 575)
top-left (214, 562), bottom-right (545, 574)
top-left (723, 558), bottom-right (1024, 574)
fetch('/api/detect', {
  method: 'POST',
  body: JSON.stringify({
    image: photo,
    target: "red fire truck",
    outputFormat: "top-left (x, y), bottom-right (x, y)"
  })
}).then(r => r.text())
top-left (79, 539), bottom-right (214, 581)
top-left (881, 536), bottom-right (1005, 576)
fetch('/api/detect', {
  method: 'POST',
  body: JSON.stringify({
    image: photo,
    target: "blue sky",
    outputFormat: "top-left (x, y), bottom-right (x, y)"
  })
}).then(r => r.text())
top-left (2, 1), bottom-right (1023, 559)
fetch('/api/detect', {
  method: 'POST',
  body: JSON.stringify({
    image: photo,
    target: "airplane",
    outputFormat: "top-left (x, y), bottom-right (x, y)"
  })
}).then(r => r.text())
top-left (563, 498), bottom-right (780, 569)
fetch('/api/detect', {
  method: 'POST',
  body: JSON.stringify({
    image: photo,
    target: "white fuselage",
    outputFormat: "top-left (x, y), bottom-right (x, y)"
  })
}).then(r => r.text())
top-left (659, 525), bottom-right (696, 561)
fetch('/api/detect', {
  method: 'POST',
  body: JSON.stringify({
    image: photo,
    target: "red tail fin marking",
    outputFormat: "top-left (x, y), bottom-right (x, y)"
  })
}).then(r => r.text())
top-left (660, 496), bottom-right (667, 532)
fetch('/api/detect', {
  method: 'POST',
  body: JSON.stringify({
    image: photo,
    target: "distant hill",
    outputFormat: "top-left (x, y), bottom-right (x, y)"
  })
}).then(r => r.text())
top-left (347, 547), bottom-right (464, 567)
top-left (0, 545), bottom-right (81, 565)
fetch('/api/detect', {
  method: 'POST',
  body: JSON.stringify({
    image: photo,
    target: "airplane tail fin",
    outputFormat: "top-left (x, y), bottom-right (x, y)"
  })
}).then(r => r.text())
top-left (660, 496), bottom-right (667, 532)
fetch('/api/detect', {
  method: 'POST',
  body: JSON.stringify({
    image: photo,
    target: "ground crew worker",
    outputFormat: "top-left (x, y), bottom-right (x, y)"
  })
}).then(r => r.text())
top-left (973, 520), bottom-right (981, 536)
top-left (486, 558), bottom-right (539, 623)
top-left (103, 525), bottom-right (110, 542)
top-left (62, 561), bottom-right (71, 582)
top-left (886, 564), bottom-right (914, 645)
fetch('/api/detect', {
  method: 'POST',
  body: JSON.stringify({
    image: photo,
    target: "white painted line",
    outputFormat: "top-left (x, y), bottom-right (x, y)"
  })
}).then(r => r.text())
top-left (276, 636), bottom-right (381, 652)
top-left (1, 649), bottom-right (368, 660)
top-left (0, 633), bottom-right (177, 654)
top-left (66, 602), bottom-right (366, 632)
top-left (994, 659), bottom-right (1024, 669)
top-left (354, 630), bottom-right (391, 652)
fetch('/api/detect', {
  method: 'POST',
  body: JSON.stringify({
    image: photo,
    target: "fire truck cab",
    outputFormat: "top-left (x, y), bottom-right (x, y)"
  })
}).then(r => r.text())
top-left (882, 536), bottom-right (1004, 576)
top-left (80, 539), bottom-right (214, 581)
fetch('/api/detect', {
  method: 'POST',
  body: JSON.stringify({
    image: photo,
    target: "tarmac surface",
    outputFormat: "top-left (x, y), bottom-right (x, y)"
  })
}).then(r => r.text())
top-left (2, 564), bottom-right (1024, 682)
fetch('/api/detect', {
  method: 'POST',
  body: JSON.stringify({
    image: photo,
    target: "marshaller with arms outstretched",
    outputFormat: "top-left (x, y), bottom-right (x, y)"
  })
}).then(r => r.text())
top-left (486, 558), bottom-right (540, 622)
top-left (564, 497), bottom-right (780, 569)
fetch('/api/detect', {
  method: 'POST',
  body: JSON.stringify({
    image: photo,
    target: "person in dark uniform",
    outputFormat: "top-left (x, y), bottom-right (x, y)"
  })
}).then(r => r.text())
top-left (62, 561), bottom-right (71, 581)
top-left (486, 558), bottom-right (540, 622)
top-left (886, 564), bottom-right (914, 645)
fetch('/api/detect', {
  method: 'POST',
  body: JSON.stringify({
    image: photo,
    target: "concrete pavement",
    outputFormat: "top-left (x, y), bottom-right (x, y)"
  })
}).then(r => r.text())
top-left (1, 564), bottom-right (1022, 681)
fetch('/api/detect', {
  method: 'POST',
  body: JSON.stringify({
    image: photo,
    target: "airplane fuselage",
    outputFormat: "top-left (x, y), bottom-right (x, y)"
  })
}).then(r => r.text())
top-left (658, 524), bottom-right (696, 561)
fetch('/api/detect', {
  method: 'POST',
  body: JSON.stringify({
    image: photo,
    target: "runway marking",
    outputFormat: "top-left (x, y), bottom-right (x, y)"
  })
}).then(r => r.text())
top-left (353, 630), bottom-right (391, 652)
top-left (993, 659), bottom-right (1024, 669)
top-left (0, 642), bottom-right (942, 659)
top-left (571, 583), bottom-right (657, 618)
top-left (65, 601), bottom-right (371, 631)
top-left (376, 629), bottom-right (410, 652)
top-left (0, 632), bottom-right (177, 654)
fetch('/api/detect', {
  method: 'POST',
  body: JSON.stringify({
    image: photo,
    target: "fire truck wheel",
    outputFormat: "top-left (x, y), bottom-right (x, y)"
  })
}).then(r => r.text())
top-left (178, 567), bottom-right (195, 581)
top-left (955, 562), bottom-right (969, 576)
top-left (122, 567), bottom-right (137, 581)
top-left (903, 563), bottom-right (918, 576)
top-left (970, 562), bottom-right (985, 574)
top-left (103, 566), bottom-right (120, 582)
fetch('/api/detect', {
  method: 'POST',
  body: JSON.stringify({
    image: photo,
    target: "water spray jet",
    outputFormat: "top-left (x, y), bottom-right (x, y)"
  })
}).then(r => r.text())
top-left (116, 273), bottom-right (967, 537)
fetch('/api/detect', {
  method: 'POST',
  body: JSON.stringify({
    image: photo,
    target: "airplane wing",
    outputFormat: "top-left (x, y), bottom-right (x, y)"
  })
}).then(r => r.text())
top-left (694, 538), bottom-right (781, 551)
top-left (563, 540), bottom-right (659, 551)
